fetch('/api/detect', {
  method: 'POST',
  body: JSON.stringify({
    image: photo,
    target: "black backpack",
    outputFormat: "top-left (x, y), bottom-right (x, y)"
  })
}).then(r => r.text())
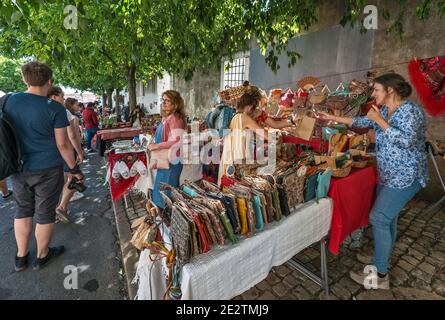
top-left (0, 94), bottom-right (23, 180)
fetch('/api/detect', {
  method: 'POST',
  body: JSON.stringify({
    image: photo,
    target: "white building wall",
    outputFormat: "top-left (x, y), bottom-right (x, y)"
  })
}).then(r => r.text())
top-left (119, 72), bottom-right (172, 115)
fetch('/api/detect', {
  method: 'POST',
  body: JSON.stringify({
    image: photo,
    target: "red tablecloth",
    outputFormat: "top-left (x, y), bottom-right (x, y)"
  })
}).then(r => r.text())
top-left (282, 135), bottom-right (329, 153)
top-left (97, 127), bottom-right (141, 141)
top-left (328, 166), bottom-right (377, 255)
top-left (109, 150), bottom-right (147, 202)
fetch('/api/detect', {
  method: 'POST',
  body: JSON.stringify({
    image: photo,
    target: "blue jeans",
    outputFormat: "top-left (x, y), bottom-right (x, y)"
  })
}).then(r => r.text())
top-left (370, 180), bottom-right (422, 273)
top-left (84, 128), bottom-right (97, 150)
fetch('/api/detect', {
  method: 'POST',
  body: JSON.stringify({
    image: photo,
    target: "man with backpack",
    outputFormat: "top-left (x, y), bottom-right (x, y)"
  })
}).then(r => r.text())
top-left (0, 61), bottom-right (84, 271)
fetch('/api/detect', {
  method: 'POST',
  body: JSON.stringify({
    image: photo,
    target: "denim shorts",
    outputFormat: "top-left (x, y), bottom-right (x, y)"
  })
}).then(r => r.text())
top-left (11, 166), bottom-right (64, 224)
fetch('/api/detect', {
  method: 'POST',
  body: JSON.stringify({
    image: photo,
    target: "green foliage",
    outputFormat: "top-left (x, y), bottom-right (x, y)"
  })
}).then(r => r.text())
top-left (0, 0), bottom-right (442, 97)
top-left (0, 56), bottom-right (27, 93)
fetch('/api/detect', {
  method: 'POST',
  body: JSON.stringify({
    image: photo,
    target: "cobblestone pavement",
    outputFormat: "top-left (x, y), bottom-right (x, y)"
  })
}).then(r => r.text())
top-left (124, 193), bottom-right (445, 300)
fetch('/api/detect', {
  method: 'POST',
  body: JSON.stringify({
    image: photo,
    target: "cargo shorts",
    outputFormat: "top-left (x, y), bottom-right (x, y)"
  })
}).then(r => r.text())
top-left (11, 165), bottom-right (65, 224)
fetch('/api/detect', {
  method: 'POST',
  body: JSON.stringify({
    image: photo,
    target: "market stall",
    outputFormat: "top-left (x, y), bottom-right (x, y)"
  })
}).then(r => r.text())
top-left (130, 75), bottom-right (379, 300)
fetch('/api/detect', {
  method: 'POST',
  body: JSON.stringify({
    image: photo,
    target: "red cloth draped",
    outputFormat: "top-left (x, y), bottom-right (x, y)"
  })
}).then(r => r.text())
top-left (328, 166), bottom-right (377, 255)
top-left (282, 135), bottom-right (329, 153)
top-left (109, 150), bottom-right (147, 202)
top-left (408, 56), bottom-right (445, 117)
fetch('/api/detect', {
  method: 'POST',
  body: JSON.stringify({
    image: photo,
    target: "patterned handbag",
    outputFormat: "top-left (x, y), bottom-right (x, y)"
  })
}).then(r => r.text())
top-left (177, 201), bottom-right (211, 255)
top-left (293, 89), bottom-right (309, 109)
top-left (309, 85), bottom-right (330, 106)
top-left (262, 174), bottom-right (282, 221)
top-left (197, 200), bottom-right (226, 246)
top-left (278, 170), bottom-right (305, 213)
top-left (245, 199), bottom-right (257, 236)
top-left (189, 202), bottom-right (217, 246)
top-left (206, 190), bottom-right (241, 235)
top-left (171, 204), bottom-right (193, 264)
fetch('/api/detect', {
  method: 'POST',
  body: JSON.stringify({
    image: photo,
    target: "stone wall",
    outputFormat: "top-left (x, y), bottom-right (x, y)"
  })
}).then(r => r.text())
top-left (172, 69), bottom-right (221, 119)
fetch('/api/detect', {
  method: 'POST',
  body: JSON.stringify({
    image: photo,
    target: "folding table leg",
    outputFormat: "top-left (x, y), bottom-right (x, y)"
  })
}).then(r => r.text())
top-left (320, 238), bottom-right (330, 297)
top-left (423, 146), bottom-right (445, 215)
top-left (124, 194), bottom-right (129, 209)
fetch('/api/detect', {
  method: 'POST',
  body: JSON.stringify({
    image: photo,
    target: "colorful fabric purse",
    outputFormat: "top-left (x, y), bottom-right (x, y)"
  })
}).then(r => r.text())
top-left (304, 171), bottom-right (319, 203)
top-left (252, 193), bottom-right (265, 231)
top-left (316, 169), bottom-right (333, 200)
top-left (236, 197), bottom-right (249, 236)
top-left (309, 85), bottom-right (330, 106)
top-left (293, 89), bottom-right (309, 109)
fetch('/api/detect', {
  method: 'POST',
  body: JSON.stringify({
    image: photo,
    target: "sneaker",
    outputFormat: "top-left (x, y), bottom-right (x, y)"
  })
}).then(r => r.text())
top-left (33, 246), bottom-right (65, 271)
top-left (15, 252), bottom-right (29, 272)
top-left (349, 269), bottom-right (390, 290)
top-left (55, 208), bottom-right (70, 223)
top-left (69, 191), bottom-right (85, 202)
top-left (357, 253), bottom-right (373, 265)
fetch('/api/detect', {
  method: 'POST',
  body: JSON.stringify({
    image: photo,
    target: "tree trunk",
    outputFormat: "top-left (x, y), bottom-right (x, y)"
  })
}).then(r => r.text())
top-left (106, 88), bottom-right (114, 110)
top-left (127, 63), bottom-right (137, 112)
top-left (115, 89), bottom-right (121, 122)
top-left (102, 93), bottom-right (107, 108)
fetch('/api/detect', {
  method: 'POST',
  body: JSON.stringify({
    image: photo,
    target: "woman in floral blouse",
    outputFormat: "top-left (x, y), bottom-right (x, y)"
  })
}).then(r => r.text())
top-left (318, 73), bottom-right (429, 290)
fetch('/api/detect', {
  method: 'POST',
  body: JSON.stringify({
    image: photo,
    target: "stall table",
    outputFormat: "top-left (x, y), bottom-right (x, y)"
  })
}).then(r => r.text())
top-left (135, 198), bottom-right (333, 300)
top-left (97, 127), bottom-right (141, 156)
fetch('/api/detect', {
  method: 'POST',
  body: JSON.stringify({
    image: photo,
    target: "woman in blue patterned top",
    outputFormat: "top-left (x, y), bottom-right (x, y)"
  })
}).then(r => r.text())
top-left (318, 73), bottom-right (429, 290)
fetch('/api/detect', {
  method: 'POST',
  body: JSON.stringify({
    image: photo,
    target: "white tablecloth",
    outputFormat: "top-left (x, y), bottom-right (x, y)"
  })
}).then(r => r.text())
top-left (134, 198), bottom-right (333, 300)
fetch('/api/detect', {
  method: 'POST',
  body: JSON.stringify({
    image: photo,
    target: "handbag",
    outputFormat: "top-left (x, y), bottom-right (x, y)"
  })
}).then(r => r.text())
top-left (349, 80), bottom-right (370, 97)
top-left (193, 197), bottom-right (226, 246)
top-left (252, 194), bottom-right (265, 231)
top-left (245, 199), bottom-right (257, 236)
top-left (130, 218), bottom-right (157, 251)
top-left (309, 85), bottom-right (330, 106)
top-left (304, 172), bottom-right (319, 203)
top-left (329, 133), bottom-right (348, 154)
top-left (148, 148), bottom-right (170, 170)
top-left (262, 174), bottom-right (282, 221)
top-left (316, 169), bottom-right (333, 200)
top-left (171, 205), bottom-right (193, 263)
top-left (293, 89), bottom-right (309, 109)
top-left (236, 197), bottom-right (249, 236)
top-left (177, 201), bottom-right (211, 255)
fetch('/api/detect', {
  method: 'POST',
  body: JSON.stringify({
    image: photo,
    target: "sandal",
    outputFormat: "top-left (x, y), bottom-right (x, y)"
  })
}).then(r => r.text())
top-left (2, 190), bottom-right (13, 199)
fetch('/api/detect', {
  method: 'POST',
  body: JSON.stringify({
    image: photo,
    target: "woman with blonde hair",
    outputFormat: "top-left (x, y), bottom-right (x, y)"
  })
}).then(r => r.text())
top-left (148, 90), bottom-right (187, 208)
